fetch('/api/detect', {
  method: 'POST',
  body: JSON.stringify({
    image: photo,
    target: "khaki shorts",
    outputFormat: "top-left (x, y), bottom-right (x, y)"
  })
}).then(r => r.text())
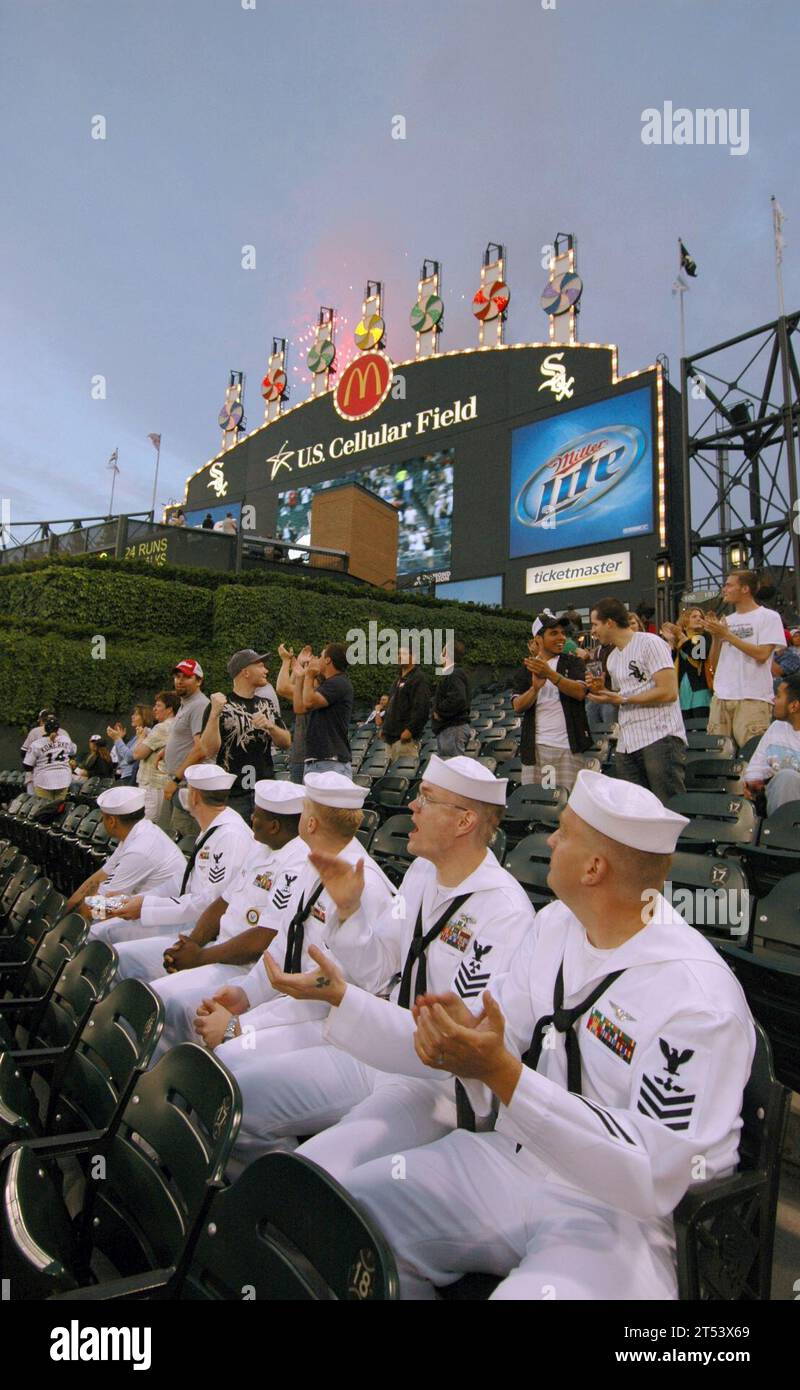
top-left (707, 696), bottom-right (773, 748)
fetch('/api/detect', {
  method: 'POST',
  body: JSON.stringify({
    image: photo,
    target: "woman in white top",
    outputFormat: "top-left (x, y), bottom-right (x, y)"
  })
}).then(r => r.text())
top-left (23, 717), bottom-right (76, 799)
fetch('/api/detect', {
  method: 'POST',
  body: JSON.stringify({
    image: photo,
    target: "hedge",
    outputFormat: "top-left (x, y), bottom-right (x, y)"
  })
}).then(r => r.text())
top-left (0, 557), bottom-right (531, 724)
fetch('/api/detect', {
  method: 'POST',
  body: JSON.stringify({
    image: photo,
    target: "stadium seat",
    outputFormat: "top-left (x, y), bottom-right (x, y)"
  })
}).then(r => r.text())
top-left (503, 832), bottom-right (555, 908)
top-left (686, 733), bottom-right (737, 756)
top-left (665, 852), bottom-right (752, 942)
top-left (749, 873), bottom-right (800, 956)
top-left (57, 1151), bottom-right (400, 1301)
top-left (0, 862), bottom-right (42, 930)
top-left (719, 945), bottom-right (800, 1095)
top-left (0, 938), bottom-right (117, 1055)
top-left (0, 882), bottom-right (67, 974)
top-left (371, 772), bottom-right (412, 820)
top-left (489, 827), bottom-right (506, 863)
top-left (370, 814), bottom-right (415, 886)
top-left (0, 978), bottom-right (163, 1158)
top-left (0, 1042), bottom-right (241, 1298)
top-left (673, 1021), bottom-right (790, 1299)
top-left (0, 911), bottom-right (87, 1018)
top-left (730, 800), bottom-right (800, 896)
top-left (737, 736), bottom-right (762, 763)
top-left (476, 755), bottom-right (497, 774)
top-left (667, 793), bottom-right (759, 853)
top-left (504, 784), bottom-right (568, 841)
top-left (683, 714), bottom-right (711, 733)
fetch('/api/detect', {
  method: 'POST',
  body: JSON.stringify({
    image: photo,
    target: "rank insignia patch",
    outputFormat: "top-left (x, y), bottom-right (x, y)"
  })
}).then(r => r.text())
top-left (438, 916), bottom-right (475, 953)
top-left (245, 908), bottom-right (260, 925)
top-left (453, 941), bottom-right (493, 999)
top-left (272, 872), bottom-right (297, 910)
top-left (637, 1038), bottom-right (697, 1131)
top-left (586, 1009), bottom-right (636, 1064)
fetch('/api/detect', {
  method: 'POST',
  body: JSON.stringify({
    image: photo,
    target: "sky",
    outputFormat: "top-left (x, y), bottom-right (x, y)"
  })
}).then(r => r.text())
top-left (1, 0), bottom-right (797, 529)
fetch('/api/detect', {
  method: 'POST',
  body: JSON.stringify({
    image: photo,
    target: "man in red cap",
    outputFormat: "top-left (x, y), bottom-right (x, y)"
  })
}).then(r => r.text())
top-left (158, 658), bottom-right (210, 838)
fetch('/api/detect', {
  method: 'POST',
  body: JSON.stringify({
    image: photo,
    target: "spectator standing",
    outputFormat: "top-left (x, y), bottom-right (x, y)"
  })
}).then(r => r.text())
top-left (432, 640), bottom-right (470, 756)
top-left (704, 571), bottom-right (787, 747)
top-left (23, 716), bottom-right (76, 799)
top-left (381, 647), bottom-right (431, 763)
top-left (276, 643), bottom-right (316, 784)
top-left (133, 690), bottom-right (178, 822)
top-left (21, 710), bottom-right (65, 791)
top-left (158, 659), bottom-right (210, 838)
top-left (303, 643), bottom-right (355, 778)
top-left (84, 736), bottom-right (115, 777)
top-left (201, 513), bottom-right (214, 530)
top-left (511, 614), bottom-right (592, 790)
top-left (107, 705), bottom-right (153, 783)
top-left (743, 673), bottom-right (800, 814)
top-left (661, 609), bottom-right (712, 718)
top-left (587, 597), bottom-right (686, 803)
top-left (200, 649), bottom-right (291, 821)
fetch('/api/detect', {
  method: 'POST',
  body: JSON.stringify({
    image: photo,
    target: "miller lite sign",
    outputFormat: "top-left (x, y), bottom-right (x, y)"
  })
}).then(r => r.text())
top-left (509, 385), bottom-right (654, 559)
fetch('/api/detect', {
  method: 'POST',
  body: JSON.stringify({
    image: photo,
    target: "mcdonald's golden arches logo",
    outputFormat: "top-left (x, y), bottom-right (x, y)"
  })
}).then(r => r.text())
top-left (333, 351), bottom-right (393, 422)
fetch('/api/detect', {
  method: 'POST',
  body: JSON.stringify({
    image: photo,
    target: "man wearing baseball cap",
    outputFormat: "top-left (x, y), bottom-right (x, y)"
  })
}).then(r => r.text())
top-left (512, 611), bottom-right (592, 790)
top-left (158, 658), bottom-right (210, 839)
top-left (67, 785), bottom-right (185, 921)
top-left (199, 649), bottom-right (291, 821)
top-left (96, 763), bottom-right (253, 950)
top-left (204, 759), bottom-right (534, 1173)
top-left (316, 770), bottom-right (755, 1301)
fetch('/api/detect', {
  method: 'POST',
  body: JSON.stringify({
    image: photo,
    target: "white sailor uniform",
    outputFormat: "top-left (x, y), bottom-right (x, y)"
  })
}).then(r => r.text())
top-left (104, 807), bottom-right (253, 955)
top-left (218, 848), bottom-right (534, 1172)
top-left (87, 819), bottom-right (186, 945)
top-left (335, 896), bottom-right (755, 1300)
top-left (140, 834), bottom-right (313, 1056)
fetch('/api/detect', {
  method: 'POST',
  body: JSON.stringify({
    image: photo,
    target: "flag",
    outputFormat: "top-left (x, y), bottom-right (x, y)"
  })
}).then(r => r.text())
top-left (771, 196), bottom-right (786, 265)
top-left (148, 433), bottom-right (161, 450)
top-left (106, 448), bottom-right (119, 472)
top-left (679, 240), bottom-right (698, 277)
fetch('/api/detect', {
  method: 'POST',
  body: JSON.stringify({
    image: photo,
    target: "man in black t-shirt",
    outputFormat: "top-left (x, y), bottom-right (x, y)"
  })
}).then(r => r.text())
top-left (301, 642), bottom-right (355, 778)
top-left (200, 649), bottom-right (291, 820)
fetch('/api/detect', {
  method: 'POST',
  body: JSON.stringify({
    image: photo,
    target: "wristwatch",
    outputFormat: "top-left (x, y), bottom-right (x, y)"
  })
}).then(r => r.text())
top-left (223, 1016), bottom-right (238, 1042)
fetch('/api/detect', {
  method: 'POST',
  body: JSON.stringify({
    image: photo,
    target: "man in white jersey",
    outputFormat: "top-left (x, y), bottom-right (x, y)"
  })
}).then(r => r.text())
top-left (704, 570), bottom-right (787, 748)
top-left (198, 757), bottom-right (534, 1175)
top-left (91, 762), bottom-right (252, 946)
top-left (587, 597), bottom-right (686, 803)
top-left (302, 771), bottom-right (755, 1301)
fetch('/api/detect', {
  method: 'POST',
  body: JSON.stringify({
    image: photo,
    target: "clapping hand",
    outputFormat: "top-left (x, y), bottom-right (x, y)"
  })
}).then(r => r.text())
top-left (263, 944), bottom-right (346, 1005)
top-left (307, 850), bottom-right (365, 919)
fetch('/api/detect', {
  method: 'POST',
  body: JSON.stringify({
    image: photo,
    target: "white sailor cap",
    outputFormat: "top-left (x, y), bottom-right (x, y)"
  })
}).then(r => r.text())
top-left (422, 754), bottom-right (507, 807)
top-left (568, 770), bottom-right (689, 854)
top-left (303, 771), bottom-right (368, 809)
top-left (185, 764), bottom-right (237, 792)
top-left (97, 786), bottom-right (146, 815)
top-left (253, 780), bottom-right (306, 815)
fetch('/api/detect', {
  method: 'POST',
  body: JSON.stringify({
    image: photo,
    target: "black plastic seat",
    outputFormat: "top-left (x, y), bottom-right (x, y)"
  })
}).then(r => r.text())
top-left (504, 783), bottom-right (567, 840)
top-left (503, 832), bottom-right (555, 907)
top-left (371, 772), bottom-right (411, 819)
top-left (0, 910), bottom-right (85, 1022)
top-left (370, 814), bottom-right (415, 886)
top-left (731, 800), bottom-right (800, 896)
top-left (667, 793), bottom-right (759, 853)
top-left (0, 977), bottom-right (163, 1155)
top-left (719, 943), bottom-right (800, 1094)
top-left (0, 938), bottom-right (117, 1056)
top-left (686, 733), bottom-right (737, 756)
top-left (0, 1042), bottom-right (241, 1298)
top-left (750, 872), bottom-right (800, 955)
top-left (665, 852), bottom-right (752, 943)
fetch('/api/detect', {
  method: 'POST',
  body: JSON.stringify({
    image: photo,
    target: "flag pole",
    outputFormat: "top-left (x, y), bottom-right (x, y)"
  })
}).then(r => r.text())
top-left (108, 450), bottom-right (119, 515)
top-left (771, 196), bottom-right (786, 319)
top-left (150, 437), bottom-right (162, 517)
top-left (677, 238), bottom-right (687, 361)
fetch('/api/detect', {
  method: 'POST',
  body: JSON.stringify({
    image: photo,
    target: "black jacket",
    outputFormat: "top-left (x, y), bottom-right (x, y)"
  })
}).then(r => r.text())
top-left (512, 652), bottom-right (592, 763)
top-left (432, 666), bottom-right (470, 731)
top-left (382, 666), bottom-right (431, 743)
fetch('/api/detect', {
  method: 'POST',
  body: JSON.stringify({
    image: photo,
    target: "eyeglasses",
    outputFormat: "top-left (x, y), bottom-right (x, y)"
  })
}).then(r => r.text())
top-left (414, 791), bottom-right (473, 813)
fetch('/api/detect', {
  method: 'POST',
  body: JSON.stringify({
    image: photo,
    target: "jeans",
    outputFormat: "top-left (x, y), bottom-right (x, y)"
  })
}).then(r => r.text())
top-left (765, 767), bottom-right (800, 814)
top-left (586, 698), bottom-right (615, 741)
top-left (436, 725), bottom-right (470, 757)
top-left (303, 759), bottom-right (353, 780)
top-left (614, 735), bottom-right (687, 805)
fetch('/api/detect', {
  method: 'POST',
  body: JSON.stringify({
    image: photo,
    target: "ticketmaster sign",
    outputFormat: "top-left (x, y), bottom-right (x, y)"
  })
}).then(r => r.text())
top-left (525, 551), bottom-right (631, 595)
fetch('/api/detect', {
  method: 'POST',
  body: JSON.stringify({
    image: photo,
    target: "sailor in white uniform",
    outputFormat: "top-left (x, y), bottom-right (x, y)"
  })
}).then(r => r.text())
top-left (294, 770), bottom-right (756, 1300)
top-left (201, 757), bottom-right (535, 1172)
top-left (96, 763), bottom-right (253, 950)
top-left (67, 785), bottom-right (185, 920)
top-left (114, 781), bottom-right (311, 1054)
top-left (170, 776), bottom-right (394, 1082)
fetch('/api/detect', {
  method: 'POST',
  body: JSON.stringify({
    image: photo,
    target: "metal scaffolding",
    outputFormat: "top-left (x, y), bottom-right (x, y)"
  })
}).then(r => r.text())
top-left (680, 311), bottom-right (800, 612)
